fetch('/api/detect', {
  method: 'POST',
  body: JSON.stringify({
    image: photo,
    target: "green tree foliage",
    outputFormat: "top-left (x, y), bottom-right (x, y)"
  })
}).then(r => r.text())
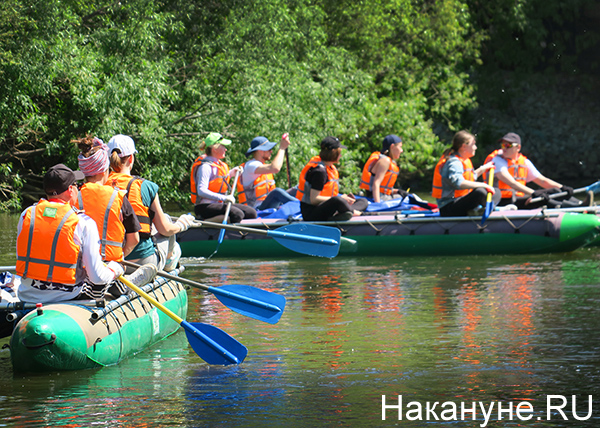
top-left (0, 0), bottom-right (597, 210)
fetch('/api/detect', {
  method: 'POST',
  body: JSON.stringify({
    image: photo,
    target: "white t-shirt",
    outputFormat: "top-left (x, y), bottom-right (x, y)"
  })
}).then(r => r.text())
top-left (492, 155), bottom-right (540, 182)
top-left (240, 159), bottom-right (263, 188)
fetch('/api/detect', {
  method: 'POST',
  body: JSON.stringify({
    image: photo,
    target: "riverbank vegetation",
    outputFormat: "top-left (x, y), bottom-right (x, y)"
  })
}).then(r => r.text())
top-left (1, 0), bottom-right (599, 210)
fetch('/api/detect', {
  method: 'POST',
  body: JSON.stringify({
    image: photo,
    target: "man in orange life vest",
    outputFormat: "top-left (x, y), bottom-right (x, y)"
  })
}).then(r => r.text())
top-left (14, 164), bottom-right (125, 303)
top-left (297, 136), bottom-right (368, 221)
top-left (485, 132), bottom-right (586, 209)
top-left (237, 134), bottom-right (297, 210)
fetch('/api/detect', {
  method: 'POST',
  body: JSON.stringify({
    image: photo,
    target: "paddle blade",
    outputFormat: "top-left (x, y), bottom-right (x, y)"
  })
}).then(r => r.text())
top-left (182, 321), bottom-right (248, 365)
top-left (269, 223), bottom-right (341, 258)
top-left (586, 180), bottom-right (600, 194)
top-left (480, 200), bottom-right (494, 225)
top-left (210, 284), bottom-right (286, 324)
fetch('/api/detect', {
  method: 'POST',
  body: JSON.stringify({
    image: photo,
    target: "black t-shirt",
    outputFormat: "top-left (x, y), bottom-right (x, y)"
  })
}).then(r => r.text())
top-left (304, 164), bottom-right (328, 193)
top-left (121, 197), bottom-right (142, 234)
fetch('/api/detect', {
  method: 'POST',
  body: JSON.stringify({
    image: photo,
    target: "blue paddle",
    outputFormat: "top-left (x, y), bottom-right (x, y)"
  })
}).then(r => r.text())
top-left (119, 275), bottom-right (247, 365)
top-left (480, 167), bottom-right (495, 225)
top-left (122, 261), bottom-right (286, 324)
top-left (196, 221), bottom-right (341, 258)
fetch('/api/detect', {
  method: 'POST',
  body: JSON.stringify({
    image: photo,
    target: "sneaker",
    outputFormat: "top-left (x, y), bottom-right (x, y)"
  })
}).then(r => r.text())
top-left (497, 204), bottom-right (518, 211)
top-left (124, 264), bottom-right (158, 287)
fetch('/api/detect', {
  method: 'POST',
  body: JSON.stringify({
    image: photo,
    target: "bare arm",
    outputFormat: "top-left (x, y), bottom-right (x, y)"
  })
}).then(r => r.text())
top-left (123, 232), bottom-right (140, 257)
top-left (496, 169), bottom-right (534, 196)
top-left (253, 134), bottom-right (291, 175)
top-left (150, 194), bottom-right (181, 236)
top-left (474, 162), bottom-right (495, 178)
top-left (533, 175), bottom-right (562, 189)
top-left (370, 157), bottom-right (391, 203)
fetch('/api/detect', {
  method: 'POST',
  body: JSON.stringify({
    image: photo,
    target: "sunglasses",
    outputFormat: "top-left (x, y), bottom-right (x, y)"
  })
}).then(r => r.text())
top-left (501, 142), bottom-right (520, 149)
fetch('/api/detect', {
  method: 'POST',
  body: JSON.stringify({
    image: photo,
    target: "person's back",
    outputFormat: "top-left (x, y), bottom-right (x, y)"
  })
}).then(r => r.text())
top-left (15, 164), bottom-right (124, 303)
top-left (107, 134), bottom-right (193, 271)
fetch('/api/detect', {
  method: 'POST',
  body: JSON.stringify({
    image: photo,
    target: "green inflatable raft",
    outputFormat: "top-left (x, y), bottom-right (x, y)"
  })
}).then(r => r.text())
top-left (177, 209), bottom-right (600, 258)
top-left (9, 268), bottom-right (188, 372)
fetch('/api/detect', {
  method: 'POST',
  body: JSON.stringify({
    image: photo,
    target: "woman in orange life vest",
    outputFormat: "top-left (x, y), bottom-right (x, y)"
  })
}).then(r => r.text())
top-left (237, 134), bottom-right (297, 210)
top-left (107, 134), bottom-right (194, 272)
top-left (73, 135), bottom-right (141, 261)
top-left (191, 132), bottom-right (257, 222)
top-left (431, 130), bottom-right (499, 217)
top-left (360, 134), bottom-right (408, 203)
top-left (484, 132), bottom-right (586, 209)
top-left (13, 164), bottom-right (125, 303)
top-left (297, 136), bottom-right (368, 222)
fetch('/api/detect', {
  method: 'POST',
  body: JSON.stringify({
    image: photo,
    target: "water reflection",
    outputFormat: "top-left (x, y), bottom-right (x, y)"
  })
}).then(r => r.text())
top-left (1, 210), bottom-right (600, 425)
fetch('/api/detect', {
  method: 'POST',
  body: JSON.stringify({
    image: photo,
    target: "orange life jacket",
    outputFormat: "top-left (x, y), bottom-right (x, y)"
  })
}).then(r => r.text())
top-left (16, 200), bottom-right (80, 284)
top-left (107, 172), bottom-right (151, 238)
top-left (76, 182), bottom-right (126, 262)
top-left (359, 152), bottom-right (400, 195)
top-left (484, 150), bottom-right (528, 199)
top-left (296, 156), bottom-right (339, 203)
top-left (235, 161), bottom-right (275, 207)
top-left (431, 154), bottom-right (474, 199)
top-left (190, 156), bottom-right (230, 204)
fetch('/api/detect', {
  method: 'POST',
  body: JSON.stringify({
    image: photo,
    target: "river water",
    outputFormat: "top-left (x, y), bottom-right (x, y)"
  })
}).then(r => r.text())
top-left (1, 213), bottom-right (600, 427)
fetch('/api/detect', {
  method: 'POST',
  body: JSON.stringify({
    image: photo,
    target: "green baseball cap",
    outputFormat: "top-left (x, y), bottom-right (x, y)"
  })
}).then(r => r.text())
top-left (205, 132), bottom-right (232, 147)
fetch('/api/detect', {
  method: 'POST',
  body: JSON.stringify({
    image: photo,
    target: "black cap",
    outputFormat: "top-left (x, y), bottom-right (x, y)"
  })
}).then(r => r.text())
top-left (382, 134), bottom-right (402, 153)
top-left (320, 136), bottom-right (347, 150)
top-left (43, 164), bottom-right (85, 196)
top-left (500, 132), bottom-right (521, 146)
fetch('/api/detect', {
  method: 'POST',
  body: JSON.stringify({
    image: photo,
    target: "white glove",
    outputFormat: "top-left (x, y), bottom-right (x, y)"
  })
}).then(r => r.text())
top-left (106, 261), bottom-right (124, 280)
top-left (175, 214), bottom-right (195, 233)
top-left (224, 194), bottom-right (236, 204)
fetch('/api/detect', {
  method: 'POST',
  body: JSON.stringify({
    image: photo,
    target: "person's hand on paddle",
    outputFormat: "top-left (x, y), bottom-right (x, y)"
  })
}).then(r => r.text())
top-left (280, 133), bottom-right (290, 150)
top-left (106, 261), bottom-right (125, 280)
top-left (483, 184), bottom-right (495, 194)
top-left (526, 188), bottom-right (551, 205)
top-left (224, 194), bottom-right (236, 205)
top-left (175, 214), bottom-right (195, 233)
top-left (560, 185), bottom-right (574, 197)
top-left (229, 166), bottom-right (243, 178)
top-left (475, 161), bottom-right (495, 177)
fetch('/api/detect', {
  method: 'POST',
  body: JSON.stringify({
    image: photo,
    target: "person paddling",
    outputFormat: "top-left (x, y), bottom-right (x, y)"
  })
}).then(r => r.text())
top-left (190, 132), bottom-right (257, 222)
top-left (484, 132), bottom-right (588, 209)
top-left (432, 130), bottom-right (500, 217)
top-left (237, 134), bottom-right (297, 210)
top-left (107, 134), bottom-right (194, 272)
top-left (73, 135), bottom-right (141, 261)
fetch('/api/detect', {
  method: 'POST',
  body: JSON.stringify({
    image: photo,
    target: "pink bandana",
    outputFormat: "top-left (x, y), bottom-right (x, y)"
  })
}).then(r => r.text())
top-left (78, 137), bottom-right (110, 176)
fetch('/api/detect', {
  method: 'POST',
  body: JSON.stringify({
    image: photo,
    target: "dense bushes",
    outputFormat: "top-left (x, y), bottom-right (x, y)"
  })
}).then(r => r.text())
top-left (0, 0), bottom-right (598, 210)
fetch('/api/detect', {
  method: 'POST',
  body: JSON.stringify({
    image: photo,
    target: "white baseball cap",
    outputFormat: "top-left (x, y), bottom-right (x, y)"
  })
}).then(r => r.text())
top-left (108, 134), bottom-right (138, 157)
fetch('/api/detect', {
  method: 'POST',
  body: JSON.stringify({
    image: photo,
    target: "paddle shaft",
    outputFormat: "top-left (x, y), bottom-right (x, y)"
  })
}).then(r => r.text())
top-left (485, 167), bottom-right (495, 204)
top-left (0, 266), bottom-right (15, 272)
top-left (217, 169), bottom-right (240, 243)
top-left (122, 260), bottom-right (209, 291)
top-left (119, 275), bottom-right (243, 364)
top-left (119, 275), bottom-right (184, 324)
top-left (285, 149), bottom-right (291, 188)
top-left (195, 220), bottom-right (338, 246)
top-left (122, 260), bottom-right (283, 316)
top-left (529, 184), bottom-right (590, 204)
